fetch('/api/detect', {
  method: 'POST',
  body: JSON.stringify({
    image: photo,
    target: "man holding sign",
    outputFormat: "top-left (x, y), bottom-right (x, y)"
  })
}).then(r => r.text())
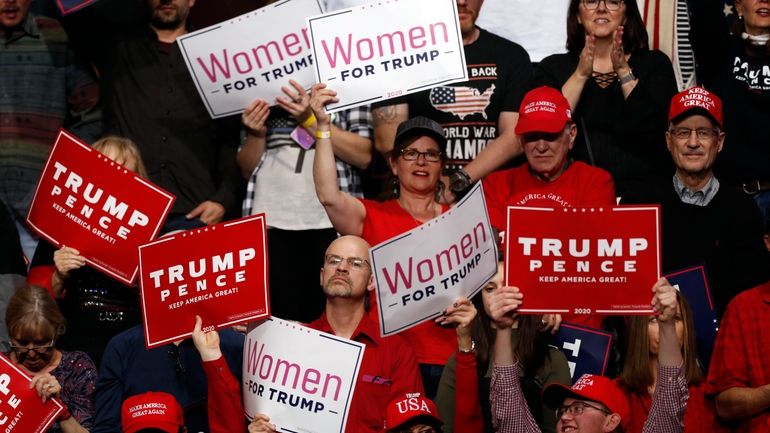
top-left (307, 235), bottom-right (423, 433)
top-left (482, 86), bottom-right (616, 329)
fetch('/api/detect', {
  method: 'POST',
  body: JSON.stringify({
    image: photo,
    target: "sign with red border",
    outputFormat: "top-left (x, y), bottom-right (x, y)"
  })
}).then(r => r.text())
top-left (0, 354), bottom-right (65, 433)
top-left (505, 206), bottom-right (661, 316)
top-left (139, 214), bottom-right (270, 348)
top-left (55, 0), bottom-right (98, 15)
top-left (27, 129), bottom-right (175, 285)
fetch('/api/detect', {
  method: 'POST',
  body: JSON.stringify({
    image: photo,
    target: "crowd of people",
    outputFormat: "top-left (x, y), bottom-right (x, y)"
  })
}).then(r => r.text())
top-left (2, 0), bottom-right (770, 432)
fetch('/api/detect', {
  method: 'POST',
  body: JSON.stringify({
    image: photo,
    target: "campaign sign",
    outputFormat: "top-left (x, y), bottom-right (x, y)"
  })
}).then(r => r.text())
top-left (55, 0), bottom-right (98, 15)
top-left (551, 323), bottom-right (613, 384)
top-left (0, 354), bottom-right (64, 433)
top-left (138, 215), bottom-right (270, 348)
top-left (27, 129), bottom-right (175, 285)
top-left (505, 206), bottom-right (661, 315)
top-left (177, 0), bottom-right (323, 118)
top-left (370, 183), bottom-right (498, 336)
top-left (307, 0), bottom-right (467, 113)
top-left (242, 317), bottom-right (364, 433)
top-left (664, 266), bottom-right (718, 370)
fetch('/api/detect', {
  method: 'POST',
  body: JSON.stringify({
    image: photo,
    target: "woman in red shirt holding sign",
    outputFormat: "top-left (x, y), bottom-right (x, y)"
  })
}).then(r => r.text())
top-left (311, 84), bottom-right (453, 397)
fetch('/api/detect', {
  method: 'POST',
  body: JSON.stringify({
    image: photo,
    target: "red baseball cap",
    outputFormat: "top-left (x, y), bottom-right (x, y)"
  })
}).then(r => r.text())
top-left (668, 86), bottom-right (723, 128)
top-left (515, 86), bottom-right (573, 135)
top-left (542, 374), bottom-right (630, 430)
top-left (385, 393), bottom-right (443, 431)
top-left (121, 392), bottom-right (184, 433)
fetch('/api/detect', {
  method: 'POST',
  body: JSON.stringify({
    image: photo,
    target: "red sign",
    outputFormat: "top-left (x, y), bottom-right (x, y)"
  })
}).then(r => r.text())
top-left (505, 206), bottom-right (660, 315)
top-left (138, 215), bottom-right (270, 348)
top-left (27, 130), bottom-right (175, 285)
top-left (0, 354), bottom-right (64, 433)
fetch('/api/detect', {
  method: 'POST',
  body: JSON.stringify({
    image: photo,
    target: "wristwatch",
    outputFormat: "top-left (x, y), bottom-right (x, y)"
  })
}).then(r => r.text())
top-left (449, 168), bottom-right (473, 198)
top-left (618, 70), bottom-right (637, 85)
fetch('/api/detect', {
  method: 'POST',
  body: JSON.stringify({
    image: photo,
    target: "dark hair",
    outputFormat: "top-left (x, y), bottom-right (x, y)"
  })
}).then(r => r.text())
top-left (618, 292), bottom-right (703, 392)
top-left (566, 0), bottom-right (649, 54)
top-left (470, 279), bottom-right (550, 375)
top-left (5, 285), bottom-right (66, 342)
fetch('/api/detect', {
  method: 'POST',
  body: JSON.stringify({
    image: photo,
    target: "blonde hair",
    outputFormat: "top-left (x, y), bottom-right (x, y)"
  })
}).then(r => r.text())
top-left (93, 135), bottom-right (149, 179)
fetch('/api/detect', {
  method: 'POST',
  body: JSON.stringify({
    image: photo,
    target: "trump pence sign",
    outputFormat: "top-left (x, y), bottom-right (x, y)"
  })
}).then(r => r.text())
top-left (243, 318), bottom-right (364, 433)
top-left (505, 206), bottom-right (661, 315)
top-left (139, 215), bottom-right (270, 348)
top-left (178, 0), bottom-right (323, 118)
top-left (0, 354), bottom-right (65, 433)
top-left (307, 0), bottom-right (467, 112)
top-left (27, 130), bottom-right (175, 285)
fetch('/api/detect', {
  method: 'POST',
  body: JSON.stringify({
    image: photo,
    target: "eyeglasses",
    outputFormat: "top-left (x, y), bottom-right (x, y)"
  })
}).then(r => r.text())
top-left (581, 0), bottom-right (624, 11)
top-left (669, 127), bottom-right (720, 140)
top-left (400, 148), bottom-right (442, 162)
top-left (9, 340), bottom-right (54, 356)
top-left (325, 254), bottom-right (370, 271)
top-left (556, 401), bottom-right (612, 418)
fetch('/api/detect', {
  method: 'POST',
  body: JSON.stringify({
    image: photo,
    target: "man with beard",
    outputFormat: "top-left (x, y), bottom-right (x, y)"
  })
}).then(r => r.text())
top-left (90, 0), bottom-right (242, 230)
top-left (0, 0), bottom-right (101, 259)
top-left (372, 0), bottom-right (532, 198)
top-left (306, 235), bottom-right (423, 433)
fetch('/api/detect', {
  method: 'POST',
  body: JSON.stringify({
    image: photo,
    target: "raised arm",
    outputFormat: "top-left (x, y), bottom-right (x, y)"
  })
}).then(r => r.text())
top-left (372, 103), bottom-right (409, 154)
top-left (642, 278), bottom-right (688, 433)
top-left (561, 33), bottom-right (595, 110)
top-left (236, 99), bottom-right (270, 179)
top-left (310, 84), bottom-right (367, 236)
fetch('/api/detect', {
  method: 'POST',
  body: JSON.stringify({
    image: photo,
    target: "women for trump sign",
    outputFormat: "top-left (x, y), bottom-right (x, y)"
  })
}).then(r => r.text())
top-left (505, 206), bottom-right (661, 316)
top-left (307, 0), bottom-right (467, 112)
top-left (242, 318), bottom-right (364, 433)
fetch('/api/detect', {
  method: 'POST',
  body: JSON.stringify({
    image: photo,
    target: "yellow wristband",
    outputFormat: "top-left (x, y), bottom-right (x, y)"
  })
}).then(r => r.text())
top-left (315, 129), bottom-right (332, 139)
top-left (300, 113), bottom-right (317, 129)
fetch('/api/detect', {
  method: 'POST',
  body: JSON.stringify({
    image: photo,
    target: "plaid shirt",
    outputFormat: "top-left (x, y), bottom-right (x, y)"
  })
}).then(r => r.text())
top-left (706, 281), bottom-right (770, 433)
top-left (242, 105), bottom-right (371, 217)
top-left (491, 363), bottom-right (688, 433)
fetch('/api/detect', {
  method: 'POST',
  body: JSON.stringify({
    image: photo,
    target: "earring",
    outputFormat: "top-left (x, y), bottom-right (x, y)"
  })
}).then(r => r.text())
top-left (391, 177), bottom-right (400, 198)
top-left (435, 180), bottom-right (445, 202)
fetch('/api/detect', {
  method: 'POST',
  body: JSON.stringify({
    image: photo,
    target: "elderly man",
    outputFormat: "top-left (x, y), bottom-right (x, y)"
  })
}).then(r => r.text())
top-left (482, 85), bottom-right (615, 330)
top-left (372, 0), bottom-right (532, 194)
top-left (620, 87), bottom-right (770, 319)
top-left (489, 278), bottom-right (688, 433)
top-left (0, 0), bottom-right (101, 258)
top-left (247, 235), bottom-right (424, 433)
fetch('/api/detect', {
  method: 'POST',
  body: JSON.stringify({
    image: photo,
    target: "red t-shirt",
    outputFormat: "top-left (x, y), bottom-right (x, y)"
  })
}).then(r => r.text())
top-left (706, 282), bottom-right (770, 433)
top-left (482, 162), bottom-right (616, 329)
top-left (309, 312), bottom-right (424, 433)
top-left (360, 198), bottom-right (457, 366)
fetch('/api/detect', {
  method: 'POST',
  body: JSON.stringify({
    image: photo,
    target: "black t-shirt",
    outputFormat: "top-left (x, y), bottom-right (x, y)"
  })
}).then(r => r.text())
top-left (378, 27), bottom-right (533, 171)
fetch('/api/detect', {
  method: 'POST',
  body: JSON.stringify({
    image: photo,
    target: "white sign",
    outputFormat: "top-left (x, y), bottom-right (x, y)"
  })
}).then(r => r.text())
top-left (370, 184), bottom-right (498, 336)
top-left (178, 0), bottom-right (323, 118)
top-left (307, 0), bottom-right (467, 113)
top-left (242, 317), bottom-right (364, 433)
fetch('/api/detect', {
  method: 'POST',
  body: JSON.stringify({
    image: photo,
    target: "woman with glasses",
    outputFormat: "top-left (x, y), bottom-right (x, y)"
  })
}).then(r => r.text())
top-left (617, 292), bottom-right (728, 433)
top-left (312, 84), bottom-right (453, 398)
top-left (5, 285), bottom-right (96, 433)
top-left (689, 0), bottom-right (770, 221)
top-left (535, 0), bottom-right (677, 196)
